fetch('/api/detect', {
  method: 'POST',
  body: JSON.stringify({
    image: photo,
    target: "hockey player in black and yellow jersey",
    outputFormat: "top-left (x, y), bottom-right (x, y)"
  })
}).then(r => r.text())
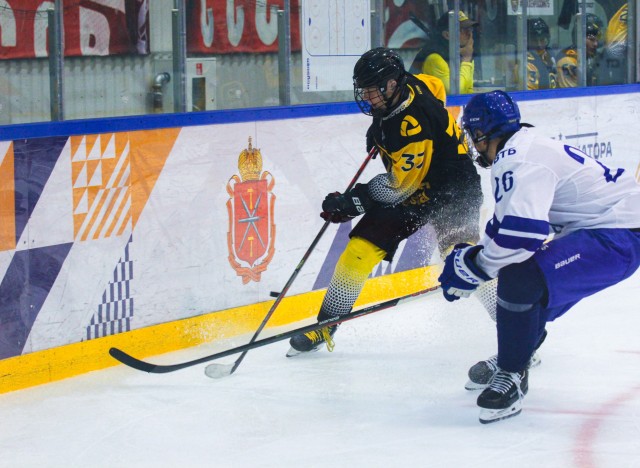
top-left (513, 18), bottom-right (557, 90)
top-left (287, 47), bottom-right (483, 356)
top-left (556, 13), bottom-right (603, 87)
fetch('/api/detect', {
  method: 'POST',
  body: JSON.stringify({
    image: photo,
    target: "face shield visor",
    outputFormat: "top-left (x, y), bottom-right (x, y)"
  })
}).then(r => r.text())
top-left (354, 77), bottom-right (403, 118)
top-left (462, 126), bottom-right (492, 168)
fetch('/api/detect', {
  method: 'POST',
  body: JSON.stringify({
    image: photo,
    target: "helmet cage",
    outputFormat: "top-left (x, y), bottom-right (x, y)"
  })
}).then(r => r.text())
top-left (353, 48), bottom-right (406, 117)
top-left (462, 128), bottom-right (492, 168)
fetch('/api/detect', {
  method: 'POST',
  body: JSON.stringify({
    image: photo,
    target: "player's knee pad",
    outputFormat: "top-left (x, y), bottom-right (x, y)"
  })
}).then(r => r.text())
top-left (497, 260), bottom-right (546, 312)
top-left (337, 237), bottom-right (386, 277)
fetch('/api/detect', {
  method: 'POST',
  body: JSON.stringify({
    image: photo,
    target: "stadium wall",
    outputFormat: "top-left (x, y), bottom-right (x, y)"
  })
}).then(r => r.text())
top-left (1, 85), bottom-right (639, 394)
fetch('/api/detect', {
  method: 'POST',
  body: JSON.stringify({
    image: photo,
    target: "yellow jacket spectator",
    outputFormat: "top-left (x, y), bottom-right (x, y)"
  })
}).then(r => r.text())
top-left (409, 11), bottom-right (477, 95)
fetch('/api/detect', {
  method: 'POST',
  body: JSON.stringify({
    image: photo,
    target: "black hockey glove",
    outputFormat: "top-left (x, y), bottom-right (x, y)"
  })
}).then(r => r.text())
top-left (366, 124), bottom-right (375, 153)
top-left (320, 208), bottom-right (354, 223)
top-left (320, 184), bottom-right (374, 224)
top-left (365, 122), bottom-right (380, 157)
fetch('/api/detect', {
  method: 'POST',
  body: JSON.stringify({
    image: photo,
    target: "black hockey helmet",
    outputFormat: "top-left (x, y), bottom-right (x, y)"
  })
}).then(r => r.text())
top-left (572, 13), bottom-right (604, 43)
top-left (353, 47), bottom-right (407, 116)
top-left (527, 17), bottom-right (550, 46)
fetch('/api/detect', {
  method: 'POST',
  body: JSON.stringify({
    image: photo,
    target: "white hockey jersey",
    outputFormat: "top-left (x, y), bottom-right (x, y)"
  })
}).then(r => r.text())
top-left (476, 127), bottom-right (640, 278)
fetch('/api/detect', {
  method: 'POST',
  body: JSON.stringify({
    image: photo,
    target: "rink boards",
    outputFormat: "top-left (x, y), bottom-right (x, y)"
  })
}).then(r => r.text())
top-left (0, 86), bottom-right (639, 393)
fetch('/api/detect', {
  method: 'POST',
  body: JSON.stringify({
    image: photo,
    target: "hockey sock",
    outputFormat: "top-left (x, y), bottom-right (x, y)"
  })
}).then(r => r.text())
top-left (496, 305), bottom-right (543, 372)
top-left (317, 236), bottom-right (386, 321)
top-left (496, 259), bottom-right (547, 372)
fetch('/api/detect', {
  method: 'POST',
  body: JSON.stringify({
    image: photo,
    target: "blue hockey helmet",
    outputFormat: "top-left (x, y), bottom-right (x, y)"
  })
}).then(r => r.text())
top-left (461, 90), bottom-right (521, 166)
top-left (462, 90), bottom-right (521, 142)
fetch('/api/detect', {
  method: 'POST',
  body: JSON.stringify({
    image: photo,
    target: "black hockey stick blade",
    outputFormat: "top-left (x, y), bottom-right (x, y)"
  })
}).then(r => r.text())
top-left (109, 285), bottom-right (440, 375)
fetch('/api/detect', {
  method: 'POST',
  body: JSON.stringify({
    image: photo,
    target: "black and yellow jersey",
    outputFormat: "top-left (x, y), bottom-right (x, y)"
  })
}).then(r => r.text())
top-left (556, 46), bottom-right (599, 87)
top-left (366, 73), bottom-right (475, 207)
top-left (556, 47), bottom-right (579, 88)
top-left (515, 50), bottom-right (557, 90)
top-left (605, 3), bottom-right (627, 58)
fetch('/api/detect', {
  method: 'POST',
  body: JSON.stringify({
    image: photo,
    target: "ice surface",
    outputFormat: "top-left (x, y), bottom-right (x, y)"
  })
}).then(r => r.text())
top-left (1, 271), bottom-right (639, 468)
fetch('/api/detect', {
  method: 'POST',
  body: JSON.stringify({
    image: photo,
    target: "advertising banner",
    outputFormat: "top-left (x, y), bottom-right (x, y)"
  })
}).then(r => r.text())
top-left (0, 0), bottom-right (149, 59)
top-left (0, 92), bottom-right (638, 361)
top-left (187, 0), bottom-right (301, 54)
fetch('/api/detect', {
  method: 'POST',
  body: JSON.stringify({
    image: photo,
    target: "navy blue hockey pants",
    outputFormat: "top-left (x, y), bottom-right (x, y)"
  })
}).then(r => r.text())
top-left (496, 228), bottom-right (640, 372)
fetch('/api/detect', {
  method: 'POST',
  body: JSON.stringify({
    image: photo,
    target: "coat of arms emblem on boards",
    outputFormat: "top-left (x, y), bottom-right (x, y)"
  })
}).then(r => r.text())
top-left (226, 137), bottom-right (276, 283)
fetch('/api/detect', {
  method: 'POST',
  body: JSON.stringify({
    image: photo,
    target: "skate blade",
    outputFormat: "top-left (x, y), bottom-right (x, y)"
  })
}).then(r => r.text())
top-left (478, 400), bottom-right (523, 424)
top-left (285, 345), bottom-right (322, 358)
top-left (464, 380), bottom-right (489, 391)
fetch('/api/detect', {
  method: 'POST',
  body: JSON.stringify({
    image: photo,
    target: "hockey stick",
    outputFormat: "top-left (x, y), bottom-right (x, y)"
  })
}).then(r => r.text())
top-left (203, 147), bottom-right (378, 377)
top-left (110, 148), bottom-right (377, 378)
top-left (409, 12), bottom-right (431, 38)
top-left (109, 285), bottom-right (440, 374)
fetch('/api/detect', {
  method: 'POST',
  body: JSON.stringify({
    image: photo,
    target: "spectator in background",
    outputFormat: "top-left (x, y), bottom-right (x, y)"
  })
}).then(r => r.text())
top-left (556, 13), bottom-right (604, 87)
top-left (409, 11), bottom-right (478, 94)
top-left (519, 17), bottom-right (557, 90)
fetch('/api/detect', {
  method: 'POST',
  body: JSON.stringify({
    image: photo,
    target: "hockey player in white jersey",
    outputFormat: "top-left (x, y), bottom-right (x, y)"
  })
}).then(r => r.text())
top-left (438, 90), bottom-right (640, 424)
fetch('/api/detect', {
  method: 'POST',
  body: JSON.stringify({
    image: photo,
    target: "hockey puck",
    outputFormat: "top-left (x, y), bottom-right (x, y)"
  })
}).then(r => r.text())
top-left (269, 291), bottom-right (280, 298)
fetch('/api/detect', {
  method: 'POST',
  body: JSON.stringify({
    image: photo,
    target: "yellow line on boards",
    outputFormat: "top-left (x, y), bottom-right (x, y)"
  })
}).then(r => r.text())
top-left (0, 266), bottom-right (441, 394)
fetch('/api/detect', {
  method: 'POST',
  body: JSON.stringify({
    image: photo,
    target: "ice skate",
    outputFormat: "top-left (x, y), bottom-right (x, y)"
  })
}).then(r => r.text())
top-left (465, 351), bottom-right (540, 390)
top-left (477, 368), bottom-right (528, 424)
top-left (286, 325), bottom-right (338, 357)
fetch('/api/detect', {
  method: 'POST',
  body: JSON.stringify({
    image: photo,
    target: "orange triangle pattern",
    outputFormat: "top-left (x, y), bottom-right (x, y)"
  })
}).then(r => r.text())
top-left (70, 128), bottom-right (180, 241)
top-left (448, 105), bottom-right (462, 121)
top-left (0, 144), bottom-right (15, 251)
top-left (128, 128), bottom-right (181, 229)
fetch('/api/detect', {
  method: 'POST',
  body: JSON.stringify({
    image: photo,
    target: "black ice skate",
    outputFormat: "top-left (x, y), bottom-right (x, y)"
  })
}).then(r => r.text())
top-left (465, 352), bottom-right (540, 390)
top-left (286, 325), bottom-right (338, 357)
top-left (477, 368), bottom-right (528, 424)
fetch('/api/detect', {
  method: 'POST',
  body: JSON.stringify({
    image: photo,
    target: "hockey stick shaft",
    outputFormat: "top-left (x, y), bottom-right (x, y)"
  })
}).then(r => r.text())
top-left (221, 147), bottom-right (378, 375)
top-left (409, 12), bottom-right (431, 37)
top-left (109, 285), bottom-right (439, 374)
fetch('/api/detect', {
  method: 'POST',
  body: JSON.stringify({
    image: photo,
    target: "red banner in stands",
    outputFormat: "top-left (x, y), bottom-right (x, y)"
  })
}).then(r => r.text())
top-left (186, 0), bottom-right (432, 54)
top-left (0, 0), bottom-right (430, 58)
top-left (0, 0), bottom-right (148, 59)
top-left (187, 0), bottom-right (301, 54)
top-left (384, 0), bottom-right (434, 49)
